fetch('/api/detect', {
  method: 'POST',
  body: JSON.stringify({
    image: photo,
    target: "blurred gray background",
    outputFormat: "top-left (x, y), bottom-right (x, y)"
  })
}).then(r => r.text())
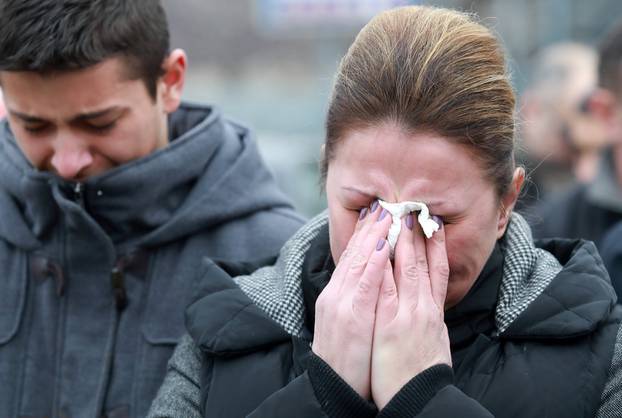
top-left (162, 0), bottom-right (622, 217)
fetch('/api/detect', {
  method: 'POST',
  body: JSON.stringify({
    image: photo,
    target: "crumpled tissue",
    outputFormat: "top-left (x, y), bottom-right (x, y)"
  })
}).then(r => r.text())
top-left (378, 200), bottom-right (439, 254)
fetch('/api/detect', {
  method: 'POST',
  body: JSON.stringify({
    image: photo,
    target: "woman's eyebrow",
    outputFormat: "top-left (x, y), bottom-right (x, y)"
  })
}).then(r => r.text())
top-left (341, 186), bottom-right (376, 198)
top-left (342, 186), bottom-right (453, 210)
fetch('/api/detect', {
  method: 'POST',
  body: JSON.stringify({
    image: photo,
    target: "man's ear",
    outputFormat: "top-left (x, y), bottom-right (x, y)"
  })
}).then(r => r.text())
top-left (159, 49), bottom-right (187, 114)
top-left (496, 167), bottom-right (525, 239)
top-left (587, 88), bottom-right (622, 144)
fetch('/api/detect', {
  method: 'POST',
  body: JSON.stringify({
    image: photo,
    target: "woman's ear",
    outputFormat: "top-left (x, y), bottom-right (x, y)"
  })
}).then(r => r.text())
top-left (496, 167), bottom-right (525, 239)
top-left (159, 49), bottom-right (187, 114)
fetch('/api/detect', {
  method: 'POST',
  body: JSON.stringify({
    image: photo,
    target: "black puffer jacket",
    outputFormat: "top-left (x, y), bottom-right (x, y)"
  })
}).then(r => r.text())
top-left (150, 213), bottom-right (622, 417)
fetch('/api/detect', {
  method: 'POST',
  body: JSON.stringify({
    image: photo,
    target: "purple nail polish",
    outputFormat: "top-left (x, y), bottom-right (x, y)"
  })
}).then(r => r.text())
top-left (378, 208), bottom-right (389, 221)
top-left (432, 215), bottom-right (443, 229)
top-left (370, 200), bottom-right (379, 213)
top-left (359, 207), bottom-right (368, 220)
top-left (406, 213), bottom-right (414, 230)
top-left (376, 238), bottom-right (386, 251)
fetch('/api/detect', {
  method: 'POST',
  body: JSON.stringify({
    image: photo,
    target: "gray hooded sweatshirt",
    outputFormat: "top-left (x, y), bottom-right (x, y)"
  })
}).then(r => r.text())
top-left (0, 102), bottom-right (305, 418)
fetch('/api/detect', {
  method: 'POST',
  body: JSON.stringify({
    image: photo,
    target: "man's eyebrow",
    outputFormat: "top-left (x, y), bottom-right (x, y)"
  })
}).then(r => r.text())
top-left (10, 110), bottom-right (47, 124)
top-left (73, 106), bottom-right (124, 122)
top-left (10, 106), bottom-right (125, 124)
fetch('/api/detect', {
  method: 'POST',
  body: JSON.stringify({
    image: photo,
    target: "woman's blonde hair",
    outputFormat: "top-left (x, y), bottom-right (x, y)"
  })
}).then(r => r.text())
top-left (322, 6), bottom-right (516, 197)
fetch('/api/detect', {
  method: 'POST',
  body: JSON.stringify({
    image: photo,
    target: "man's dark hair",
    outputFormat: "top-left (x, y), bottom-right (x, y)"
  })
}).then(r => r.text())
top-left (599, 20), bottom-right (622, 97)
top-left (0, 0), bottom-right (170, 99)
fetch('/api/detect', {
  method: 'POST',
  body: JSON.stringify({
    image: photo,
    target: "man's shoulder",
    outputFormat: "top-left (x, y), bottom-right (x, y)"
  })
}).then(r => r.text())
top-left (223, 207), bottom-right (305, 244)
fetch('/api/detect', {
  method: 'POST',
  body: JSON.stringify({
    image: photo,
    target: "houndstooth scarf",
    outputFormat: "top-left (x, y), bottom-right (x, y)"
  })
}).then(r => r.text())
top-left (234, 211), bottom-right (563, 336)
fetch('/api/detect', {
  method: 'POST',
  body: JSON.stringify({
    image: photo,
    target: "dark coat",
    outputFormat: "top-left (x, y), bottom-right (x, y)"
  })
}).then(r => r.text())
top-left (0, 103), bottom-right (305, 418)
top-left (530, 149), bottom-right (622, 250)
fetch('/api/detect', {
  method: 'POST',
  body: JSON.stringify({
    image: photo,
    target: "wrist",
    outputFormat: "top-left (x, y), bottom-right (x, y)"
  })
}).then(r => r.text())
top-left (377, 364), bottom-right (453, 417)
top-left (307, 353), bottom-right (378, 418)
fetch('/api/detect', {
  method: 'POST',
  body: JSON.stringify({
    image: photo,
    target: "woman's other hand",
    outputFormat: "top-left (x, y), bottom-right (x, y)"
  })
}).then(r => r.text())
top-left (312, 203), bottom-right (392, 399)
top-left (371, 214), bottom-right (452, 409)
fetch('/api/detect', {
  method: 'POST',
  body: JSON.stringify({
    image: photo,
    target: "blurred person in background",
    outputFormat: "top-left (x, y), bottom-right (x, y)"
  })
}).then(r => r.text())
top-left (149, 6), bottom-right (622, 417)
top-left (518, 42), bottom-right (608, 211)
top-left (533, 21), bottom-right (622, 253)
top-left (0, 88), bottom-right (5, 119)
top-left (0, 0), bottom-right (304, 416)
top-left (600, 221), bottom-right (622, 299)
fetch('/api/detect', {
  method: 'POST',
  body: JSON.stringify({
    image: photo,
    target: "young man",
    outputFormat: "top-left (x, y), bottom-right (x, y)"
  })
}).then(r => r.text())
top-left (0, 1), bottom-right (304, 416)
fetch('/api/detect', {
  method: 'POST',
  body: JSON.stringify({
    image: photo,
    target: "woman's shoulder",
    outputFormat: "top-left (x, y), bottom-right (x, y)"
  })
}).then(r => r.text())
top-left (233, 211), bottom-right (329, 336)
top-left (496, 213), bottom-right (617, 337)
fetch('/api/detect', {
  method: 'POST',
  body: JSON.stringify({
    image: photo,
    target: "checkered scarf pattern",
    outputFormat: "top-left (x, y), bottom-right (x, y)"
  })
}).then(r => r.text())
top-left (234, 211), bottom-right (563, 336)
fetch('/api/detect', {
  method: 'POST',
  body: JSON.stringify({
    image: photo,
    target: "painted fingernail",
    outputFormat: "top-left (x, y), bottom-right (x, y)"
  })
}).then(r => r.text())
top-left (406, 213), bottom-right (414, 230)
top-left (378, 208), bottom-right (389, 221)
top-left (370, 200), bottom-right (379, 213)
top-left (376, 238), bottom-right (386, 251)
top-left (432, 215), bottom-right (443, 229)
top-left (359, 207), bottom-right (368, 220)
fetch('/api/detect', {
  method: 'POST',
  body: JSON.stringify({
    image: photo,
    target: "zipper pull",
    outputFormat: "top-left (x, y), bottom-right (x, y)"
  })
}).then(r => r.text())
top-left (74, 182), bottom-right (86, 208)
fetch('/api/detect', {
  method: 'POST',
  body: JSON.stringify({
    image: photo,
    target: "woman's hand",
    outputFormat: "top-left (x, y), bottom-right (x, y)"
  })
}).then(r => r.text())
top-left (312, 204), bottom-right (392, 399)
top-left (371, 214), bottom-right (451, 409)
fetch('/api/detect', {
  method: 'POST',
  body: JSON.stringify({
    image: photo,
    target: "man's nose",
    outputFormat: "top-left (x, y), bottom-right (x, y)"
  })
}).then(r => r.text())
top-left (50, 137), bottom-right (93, 180)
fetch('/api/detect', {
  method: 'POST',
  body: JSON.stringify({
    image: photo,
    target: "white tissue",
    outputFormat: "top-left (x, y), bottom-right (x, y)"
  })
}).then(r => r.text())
top-left (378, 200), bottom-right (439, 254)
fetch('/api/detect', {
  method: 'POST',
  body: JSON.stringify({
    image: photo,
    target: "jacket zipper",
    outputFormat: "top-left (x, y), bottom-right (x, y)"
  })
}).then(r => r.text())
top-left (110, 266), bottom-right (128, 311)
top-left (73, 182), bottom-right (86, 209)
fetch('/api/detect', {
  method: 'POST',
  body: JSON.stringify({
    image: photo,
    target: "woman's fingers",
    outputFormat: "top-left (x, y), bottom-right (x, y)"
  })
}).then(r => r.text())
top-left (371, 213), bottom-right (452, 408)
top-left (375, 259), bottom-right (398, 324)
top-left (393, 213), bottom-right (418, 304)
top-left (426, 216), bottom-right (450, 309)
top-left (411, 213), bottom-right (433, 302)
top-left (342, 207), bottom-right (392, 291)
top-left (330, 202), bottom-right (379, 291)
top-left (351, 235), bottom-right (391, 315)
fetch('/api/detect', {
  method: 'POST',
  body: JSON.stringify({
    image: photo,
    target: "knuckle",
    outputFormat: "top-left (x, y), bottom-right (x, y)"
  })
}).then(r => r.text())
top-left (366, 255), bottom-right (382, 269)
top-left (415, 255), bottom-right (429, 273)
top-left (403, 264), bottom-right (419, 281)
top-left (382, 283), bottom-right (397, 299)
top-left (349, 252), bottom-right (367, 273)
top-left (435, 261), bottom-right (450, 278)
top-left (357, 277), bottom-right (372, 295)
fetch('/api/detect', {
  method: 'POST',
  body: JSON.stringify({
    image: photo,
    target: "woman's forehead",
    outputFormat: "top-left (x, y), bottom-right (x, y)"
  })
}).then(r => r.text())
top-left (331, 124), bottom-right (487, 193)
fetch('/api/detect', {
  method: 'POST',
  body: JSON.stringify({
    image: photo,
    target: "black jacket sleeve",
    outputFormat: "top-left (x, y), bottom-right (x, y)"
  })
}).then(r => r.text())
top-left (378, 365), bottom-right (494, 418)
top-left (307, 354), bottom-right (378, 418)
top-left (247, 372), bottom-right (328, 417)
top-left (247, 354), bottom-right (377, 418)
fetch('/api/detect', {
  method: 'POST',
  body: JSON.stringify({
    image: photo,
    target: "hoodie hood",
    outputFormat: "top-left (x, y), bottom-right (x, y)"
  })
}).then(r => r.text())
top-left (0, 102), bottom-right (295, 250)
